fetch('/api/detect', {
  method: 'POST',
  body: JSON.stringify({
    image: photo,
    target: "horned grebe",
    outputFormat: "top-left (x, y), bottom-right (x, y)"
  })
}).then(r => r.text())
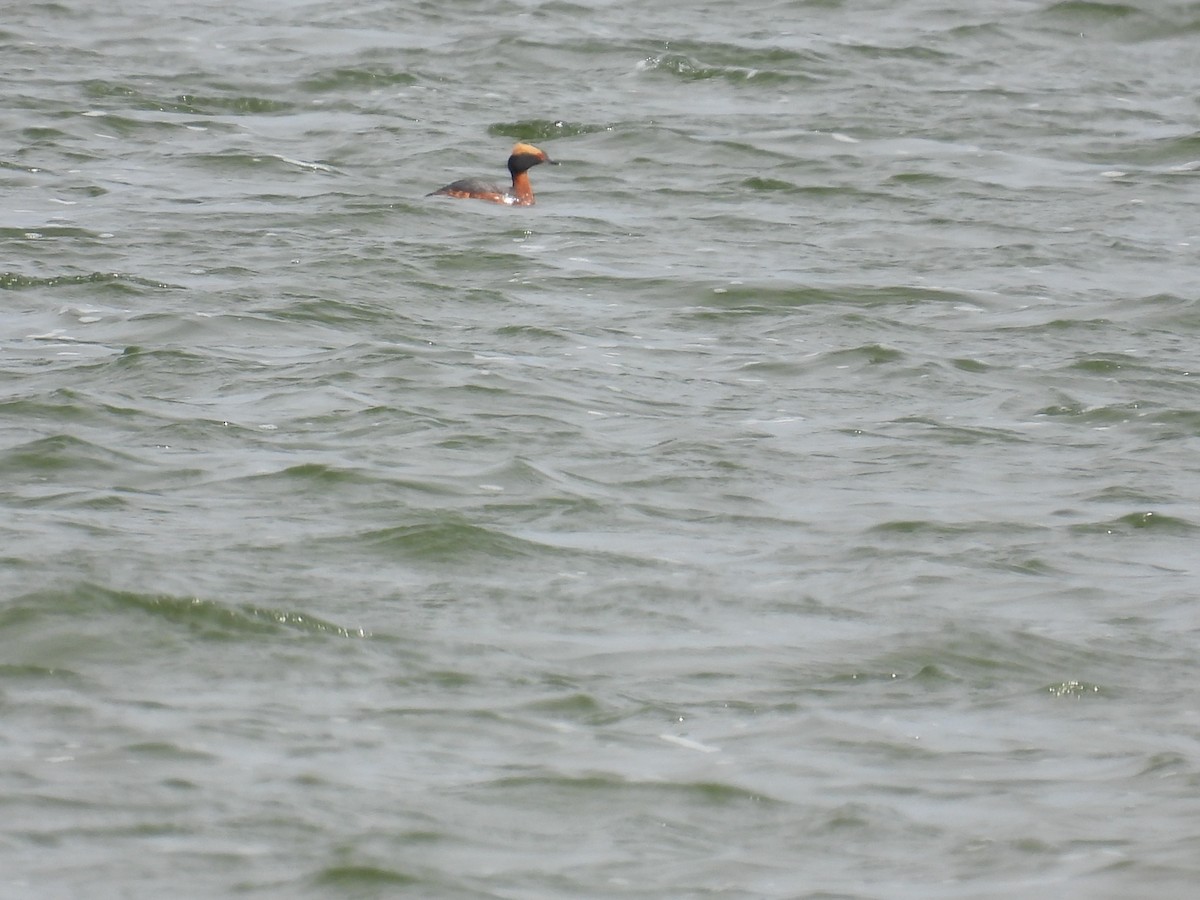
top-left (428, 142), bottom-right (558, 207)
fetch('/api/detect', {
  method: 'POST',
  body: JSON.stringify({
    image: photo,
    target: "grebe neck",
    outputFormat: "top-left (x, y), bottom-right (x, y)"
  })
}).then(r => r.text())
top-left (510, 170), bottom-right (535, 206)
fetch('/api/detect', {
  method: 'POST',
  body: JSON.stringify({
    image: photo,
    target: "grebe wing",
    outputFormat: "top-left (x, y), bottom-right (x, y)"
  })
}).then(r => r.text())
top-left (428, 177), bottom-right (505, 197)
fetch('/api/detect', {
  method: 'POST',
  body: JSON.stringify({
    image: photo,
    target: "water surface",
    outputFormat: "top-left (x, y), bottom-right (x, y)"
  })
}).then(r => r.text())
top-left (3, 1), bottom-right (1200, 897)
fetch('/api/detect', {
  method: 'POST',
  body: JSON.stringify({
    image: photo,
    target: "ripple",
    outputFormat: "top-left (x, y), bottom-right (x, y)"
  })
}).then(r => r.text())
top-left (488, 119), bottom-right (613, 140)
top-left (81, 79), bottom-right (294, 115)
top-left (0, 434), bottom-right (140, 476)
top-left (299, 66), bottom-right (419, 92)
top-left (1, 583), bottom-right (372, 640)
top-left (0, 271), bottom-right (180, 292)
top-left (311, 865), bottom-right (420, 888)
top-left (1073, 511), bottom-right (1197, 535)
top-left (638, 51), bottom-right (818, 86)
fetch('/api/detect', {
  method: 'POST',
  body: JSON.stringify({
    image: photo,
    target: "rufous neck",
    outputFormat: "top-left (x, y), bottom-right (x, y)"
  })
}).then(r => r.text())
top-left (510, 171), bottom-right (534, 206)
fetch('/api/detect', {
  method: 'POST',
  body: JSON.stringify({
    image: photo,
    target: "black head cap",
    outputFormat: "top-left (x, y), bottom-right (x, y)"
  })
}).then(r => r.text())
top-left (507, 142), bottom-right (557, 174)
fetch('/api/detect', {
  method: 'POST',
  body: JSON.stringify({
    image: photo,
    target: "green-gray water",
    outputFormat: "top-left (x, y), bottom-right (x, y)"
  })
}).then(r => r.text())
top-left (4, 1), bottom-right (1200, 897)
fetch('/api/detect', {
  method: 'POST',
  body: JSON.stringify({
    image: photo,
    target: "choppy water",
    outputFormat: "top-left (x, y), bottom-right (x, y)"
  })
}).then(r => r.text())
top-left (4, 1), bottom-right (1200, 897)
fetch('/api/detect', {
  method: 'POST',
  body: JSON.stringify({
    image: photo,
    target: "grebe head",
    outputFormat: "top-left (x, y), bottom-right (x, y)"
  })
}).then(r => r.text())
top-left (508, 142), bottom-right (557, 175)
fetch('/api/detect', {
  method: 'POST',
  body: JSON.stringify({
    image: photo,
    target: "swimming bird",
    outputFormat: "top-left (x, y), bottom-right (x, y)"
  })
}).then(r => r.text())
top-left (428, 142), bottom-right (558, 207)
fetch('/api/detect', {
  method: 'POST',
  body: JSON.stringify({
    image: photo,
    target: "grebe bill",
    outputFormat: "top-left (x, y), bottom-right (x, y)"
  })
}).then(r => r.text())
top-left (428, 142), bottom-right (558, 207)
